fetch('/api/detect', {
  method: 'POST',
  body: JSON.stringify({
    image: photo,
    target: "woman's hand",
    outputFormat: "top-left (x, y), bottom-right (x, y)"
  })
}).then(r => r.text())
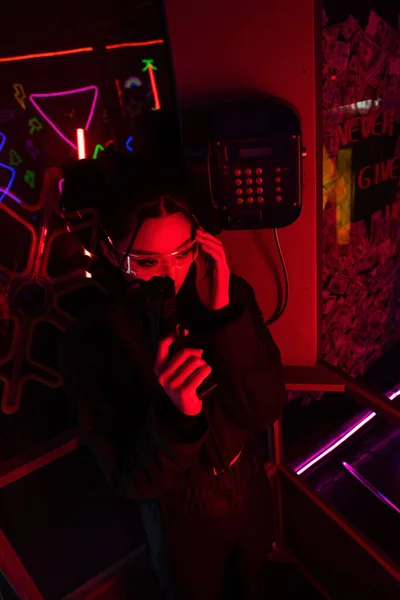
top-left (154, 331), bottom-right (212, 416)
top-left (194, 228), bottom-right (230, 311)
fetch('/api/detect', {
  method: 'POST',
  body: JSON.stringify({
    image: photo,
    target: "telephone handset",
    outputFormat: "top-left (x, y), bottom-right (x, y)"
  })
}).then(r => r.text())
top-left (182, 97), bottom-right (304, 231)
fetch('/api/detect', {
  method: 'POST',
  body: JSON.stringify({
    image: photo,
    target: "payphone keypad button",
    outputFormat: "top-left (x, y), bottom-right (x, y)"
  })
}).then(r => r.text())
top-left (235, 169), bottom-right (242, 176)
top-left (237, 198), bottom-right (244, 204)
top-left (256, 187), bottom-right (263, 194)
top-left (255, 178), bottom-right (263, 184)
top-left (235, 179), bottom-right (242, 185)
top-left (246, 188), bottom-right (253, 195)
top-left (275, 177), bottom-right (281, 183)
top-left (247, 197), bottom-right (254, 204)
top-left (255, 168), bottom-right (263, 175)
top-left (244, 169), bottom-right (252, 176)
top-left (276, 196), bottom-right (283, 202)
top-left (257, 197), bottom-right (264, 204)
top-left (276, 186), bottom-right (282, 192)
top-left (275, 167), bottom-right (281, 173)
top-left (245, 178), bottom-right (253, 185)
top-left (236, 188), bottom-right (243, 195)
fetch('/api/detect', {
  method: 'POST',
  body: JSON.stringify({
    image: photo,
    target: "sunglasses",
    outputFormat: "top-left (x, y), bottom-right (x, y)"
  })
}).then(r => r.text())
top-left (102, 213), bottom-right (201, 275)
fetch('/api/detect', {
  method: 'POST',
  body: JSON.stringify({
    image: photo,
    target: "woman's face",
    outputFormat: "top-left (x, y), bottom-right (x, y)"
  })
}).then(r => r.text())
top-left (112, 212), bottom-right (197, 293)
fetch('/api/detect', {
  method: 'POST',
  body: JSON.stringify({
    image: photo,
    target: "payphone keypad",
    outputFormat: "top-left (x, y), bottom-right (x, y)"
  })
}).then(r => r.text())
top-left (233, 167), bottom-right (271, 206)
top-left (214, 134), bottom-right (301, 229)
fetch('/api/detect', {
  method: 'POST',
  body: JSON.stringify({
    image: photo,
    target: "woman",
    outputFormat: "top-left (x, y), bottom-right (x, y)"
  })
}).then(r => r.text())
top-left (59, 150), bottom-right (286, 600)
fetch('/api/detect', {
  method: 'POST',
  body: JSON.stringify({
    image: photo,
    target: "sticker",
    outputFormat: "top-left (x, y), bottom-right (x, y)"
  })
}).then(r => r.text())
top-left (13, 83), bottom-right (26, 110)
top-left (365, 10), bottom-right (395, 52)
top-left (331, 41), bottom-right (350, 73)
top-left (342, 16), bottom-right (361, 42)
top-left (24, 170), bottom-right (35, 189)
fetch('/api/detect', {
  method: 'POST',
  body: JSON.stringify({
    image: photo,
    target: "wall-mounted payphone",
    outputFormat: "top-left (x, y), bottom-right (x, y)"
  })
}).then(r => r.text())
top-left (181, 98), bottom-right (304, 232)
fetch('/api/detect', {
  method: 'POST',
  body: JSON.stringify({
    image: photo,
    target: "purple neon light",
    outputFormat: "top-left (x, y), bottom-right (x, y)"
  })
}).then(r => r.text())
top-left (29, 86), bottom-right (99, 150)
top-left (0, 185), bottom-right (21, 204)
top-left (0, 132), bottom-right (6, 152)
top-left (342, 461), bottom-right (400, 515)
top-left (295, 388), bottom-right (400, 475)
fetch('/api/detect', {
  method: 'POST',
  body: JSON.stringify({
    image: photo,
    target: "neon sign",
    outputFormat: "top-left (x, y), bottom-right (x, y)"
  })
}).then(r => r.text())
top-left (24, 170), bottom-right (36, 189)
top-left (92, 144), bottom-right (104, 159)
top-left (9, 149), bottom-right (22, 167)
top-left (0, 163), bottom-right (16, 202)
top-left (114, 79), bottom-right (125, 116)
top-left (26, 139), bottom-right (39, 159)
top-left (0, 40), bottom-right (164, 63)
top-left (13, 83), bottom-right (27, 110)
top-left (76, 128), bottom-right (86, 159)
top-left (29, 86), bottom-right (99, 150)
top-left (142, 59), bottom-right (161, 110)
top-left (28, 117), bottom-right (42, 135)
top-left (124, 77), bottom-right (142, 88)
top-left (125, 136), bottom-right (133, 152)
top-left (0, 133), bottom-right (6, 152)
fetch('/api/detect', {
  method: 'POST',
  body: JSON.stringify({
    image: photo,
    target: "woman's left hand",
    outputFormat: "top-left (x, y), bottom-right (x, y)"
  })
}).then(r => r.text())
top-left (194, 228), bottom-right (230, 311)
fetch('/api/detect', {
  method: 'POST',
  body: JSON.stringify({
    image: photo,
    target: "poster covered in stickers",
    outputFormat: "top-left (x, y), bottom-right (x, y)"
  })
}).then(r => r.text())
top-left (321, 9), bottom-right (400, 383)
top-left (0, 41), bottom-right (172, 415)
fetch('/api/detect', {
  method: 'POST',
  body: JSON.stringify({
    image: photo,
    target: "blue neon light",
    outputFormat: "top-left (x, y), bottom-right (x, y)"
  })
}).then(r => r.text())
top-left (0, 163), bottom-right (16, 202)
top-left (126, 136), bottom-right (133, 152)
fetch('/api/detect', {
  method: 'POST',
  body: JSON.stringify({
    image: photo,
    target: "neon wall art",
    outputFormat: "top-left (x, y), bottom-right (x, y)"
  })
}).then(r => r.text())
top-left (124, 76), bottom-right (142, 88)
top-left (0, 38), bottom-right (169, 414)
top-left (29, 86), bottom-right (99, 151)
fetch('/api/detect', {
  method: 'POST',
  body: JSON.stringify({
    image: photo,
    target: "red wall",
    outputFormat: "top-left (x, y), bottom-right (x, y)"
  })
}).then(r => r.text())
top-left (165, 0), bottom-right (321, 365)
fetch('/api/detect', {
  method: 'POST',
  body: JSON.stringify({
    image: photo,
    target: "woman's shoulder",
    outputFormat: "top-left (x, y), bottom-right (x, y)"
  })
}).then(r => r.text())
top-left (229, 273), bottom-right (256, 304)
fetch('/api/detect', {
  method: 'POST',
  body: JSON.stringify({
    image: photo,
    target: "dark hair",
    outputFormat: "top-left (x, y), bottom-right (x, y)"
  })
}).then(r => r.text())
top-left (61, 149), bottom-right (197, 252)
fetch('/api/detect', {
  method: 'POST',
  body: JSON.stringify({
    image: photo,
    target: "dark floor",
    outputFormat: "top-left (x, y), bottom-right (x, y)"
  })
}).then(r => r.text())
top-left (1, 562), bottom-right (324, 600)
top-left (67, 561), bottom-right (325, 600)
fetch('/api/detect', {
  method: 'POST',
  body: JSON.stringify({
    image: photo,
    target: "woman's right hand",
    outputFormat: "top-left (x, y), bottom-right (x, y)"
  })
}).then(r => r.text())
top-left (154, 331), bottom-right (212, 416)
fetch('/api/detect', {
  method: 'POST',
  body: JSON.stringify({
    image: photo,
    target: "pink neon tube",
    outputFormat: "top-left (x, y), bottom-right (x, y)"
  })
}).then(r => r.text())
top-left (77, 128), bottom-right (86, 159)
top-left (295, 388), bottom-right (400, 475)
top-left (29, 86), bottom-right (98, 150)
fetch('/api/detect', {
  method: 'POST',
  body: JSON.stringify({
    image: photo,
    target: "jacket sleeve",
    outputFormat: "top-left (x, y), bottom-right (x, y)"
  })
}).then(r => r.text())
top-left (186, 274), bottom-right (287, 432)
top-left (59, 325), bottom-right (209, 501)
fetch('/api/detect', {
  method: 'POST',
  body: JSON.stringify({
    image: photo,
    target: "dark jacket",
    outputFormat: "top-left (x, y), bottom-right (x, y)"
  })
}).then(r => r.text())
top-left (59, 261), bottom-right (286, 516)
